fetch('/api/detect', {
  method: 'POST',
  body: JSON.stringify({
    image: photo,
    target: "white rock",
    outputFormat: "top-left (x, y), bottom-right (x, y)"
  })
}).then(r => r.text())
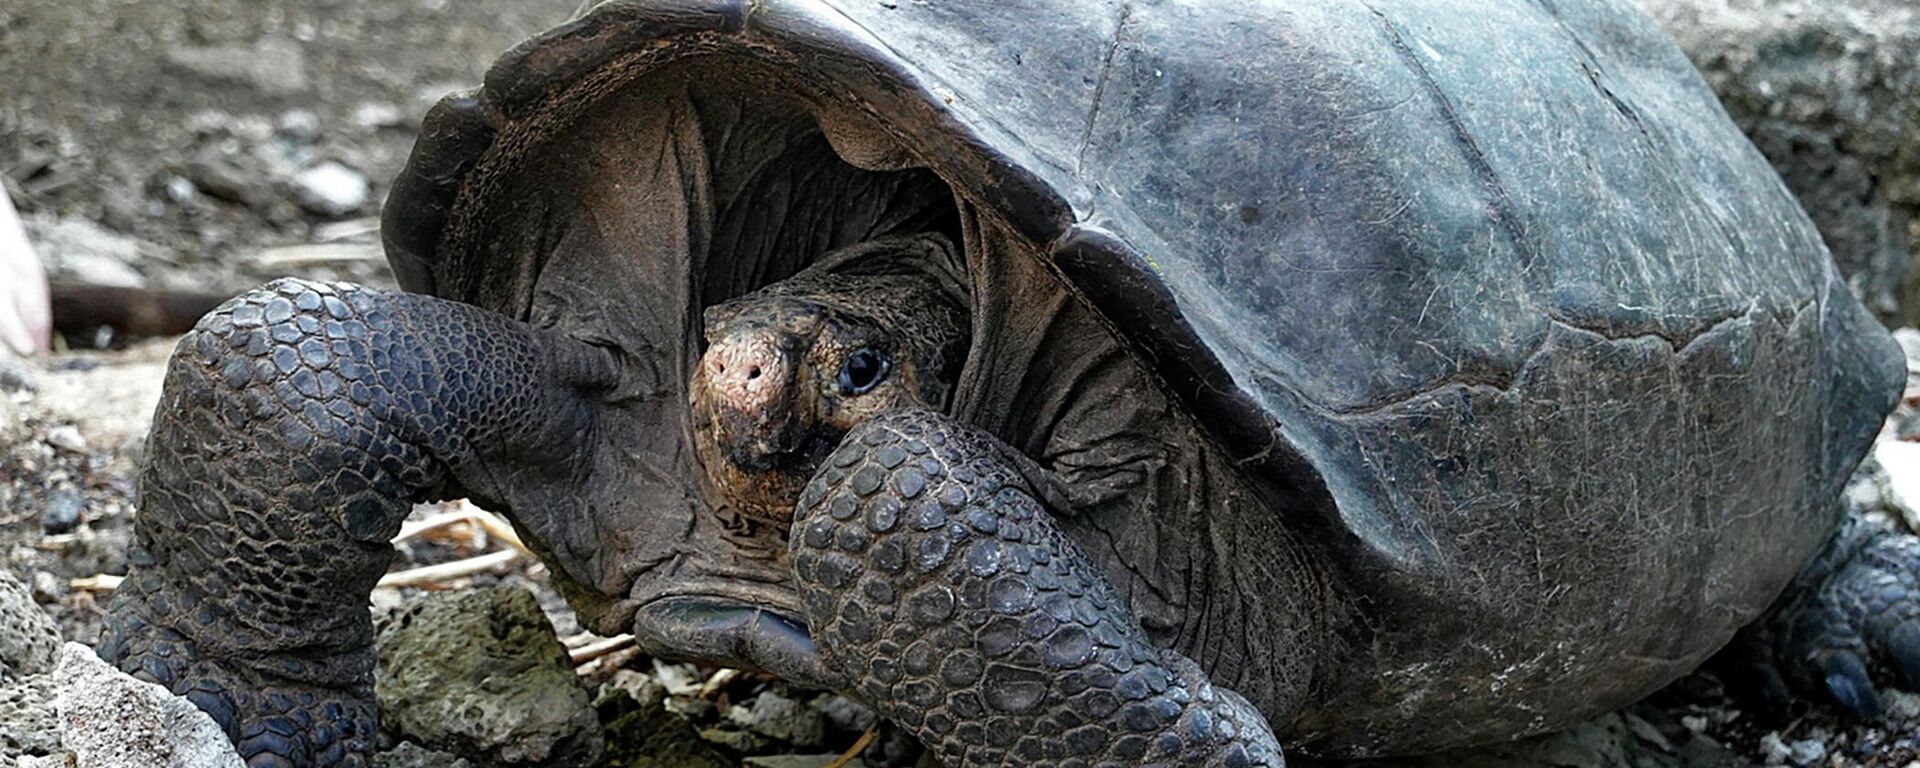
top-left (653, 660), bottom-right (704, 696)
top-left (275, 109), bottom-right (322, 142)
top-left (1875, 439), bottom-right (1920, 530)
top-left (723, 691), bottom-right (826, 748)
top-left (1787, 738), bottom-right (1826, 767)
top-left (1759, 732), bottom-right (1791, 766)
top-left (24, 218), bottom-right (147, 289)
top-left (42, 426), bottom-right (85, 455)
top-left (351, 102), bottom-right (406, 130)
top-left (291, 162), bottom-right (371, 219)
top-left (52, 643), bottom-right (243, 768)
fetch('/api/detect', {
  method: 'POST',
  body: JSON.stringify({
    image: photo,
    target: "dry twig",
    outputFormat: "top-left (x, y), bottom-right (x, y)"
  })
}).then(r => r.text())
top-left (699, 667), bottom-right (740, 699)
top-left (567, 634), bottom-right (636, 665)
top-left (827, 727), bottom-right (879, 768)
top-left (393, 502), bottom-right (531, 557)
top-left (69, 574), bottom-right (123, 592)
top-left (375, 549), bottom-right (520, 588)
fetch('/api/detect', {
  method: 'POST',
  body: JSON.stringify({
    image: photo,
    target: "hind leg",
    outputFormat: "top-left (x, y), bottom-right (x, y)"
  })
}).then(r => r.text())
top-left (1730, 508), bottom-right (1920, 720)
top-left (789, 408), bottom-right (1283, 767)
top-left (96, 279), bottom-right (616, 767)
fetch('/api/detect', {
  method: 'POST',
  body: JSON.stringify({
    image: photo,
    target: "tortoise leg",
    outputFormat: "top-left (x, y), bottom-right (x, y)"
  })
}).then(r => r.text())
top-left (96, 278), bottom-right (615, 767)
top-left (1729, 512), bottom-right (1920, 720)
top-left (790, 409), bottom-right (1284, 767)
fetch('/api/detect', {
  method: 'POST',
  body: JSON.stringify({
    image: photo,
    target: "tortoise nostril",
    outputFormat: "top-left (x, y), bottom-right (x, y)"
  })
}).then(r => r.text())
top-left (747, 366), bottom-right (762, 380)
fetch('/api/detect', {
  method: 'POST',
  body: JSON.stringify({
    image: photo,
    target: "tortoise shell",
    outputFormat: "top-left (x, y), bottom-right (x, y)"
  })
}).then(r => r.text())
top-left (380, 0), bottom-right (1902, 754)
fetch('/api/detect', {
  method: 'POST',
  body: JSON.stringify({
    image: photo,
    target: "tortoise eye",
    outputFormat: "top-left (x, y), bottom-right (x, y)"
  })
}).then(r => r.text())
top-left (836, 348), bottom-right (890, 395)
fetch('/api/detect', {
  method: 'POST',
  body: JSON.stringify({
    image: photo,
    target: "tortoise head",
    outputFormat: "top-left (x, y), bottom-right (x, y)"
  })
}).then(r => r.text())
top-left (690, 269), bottom-right (969, 525)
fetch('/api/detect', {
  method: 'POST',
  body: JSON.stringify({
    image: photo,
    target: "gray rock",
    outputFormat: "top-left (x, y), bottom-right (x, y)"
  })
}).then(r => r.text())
top-left (37, 489), bottom-right (81, 536)
top-left (725, 690), bottom-right (827, 748)
top-left (28, 573), bottom-right (62, 607)
top-left (375, 587), bottom-right (602, 767)
top-left (599, 668), bottom-right (666, 710)
top-left (694, 726), bottom-right (763, 754)
top-left (162, 38), bottom-right (309, 96)
top-left (1637, 0), bottom-right (1920, 324)
top-left (371, 742), bottom-right (472, 768)
top-left (23, 218), bottom-right (146, 289)
top-left (0, 352), bottom-right (36, 393)
top-left (1, 675), bottom-right (60, 762)
top-left (185, 157), bottom-right (275, 209)
top-left (0, 571), bottom-right (60, 681)
top-left (291, 162), bottom-right (371, 219)
top-left (52, 643), bottom-right (243, 768)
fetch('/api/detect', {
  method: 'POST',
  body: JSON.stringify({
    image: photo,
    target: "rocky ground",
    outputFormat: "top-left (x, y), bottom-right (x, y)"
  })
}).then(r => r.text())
top-left (3, 0), bottom-right (1920, 766)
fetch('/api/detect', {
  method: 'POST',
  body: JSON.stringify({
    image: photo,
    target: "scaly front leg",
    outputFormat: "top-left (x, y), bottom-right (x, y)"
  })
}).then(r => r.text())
top-left (790, 409), bottom-right (1285, 767)
top-left (97, 279), bottom-right (615, 767)
top-left (1730, 511), bottom-right (1920, 720)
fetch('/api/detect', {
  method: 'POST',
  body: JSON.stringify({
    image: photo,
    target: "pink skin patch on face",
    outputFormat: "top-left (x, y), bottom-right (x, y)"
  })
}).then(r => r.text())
top-left (702, 330), bottom-right (792, 414)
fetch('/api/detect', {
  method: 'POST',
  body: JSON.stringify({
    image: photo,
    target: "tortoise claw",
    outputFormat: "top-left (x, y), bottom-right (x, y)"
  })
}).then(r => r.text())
top-left (1816, 649), bottom-right (1880, 719)
top-left (1729, 515), bottom-right (1920, 722)
top-left (1888, 623), bottom-right (1920, 689)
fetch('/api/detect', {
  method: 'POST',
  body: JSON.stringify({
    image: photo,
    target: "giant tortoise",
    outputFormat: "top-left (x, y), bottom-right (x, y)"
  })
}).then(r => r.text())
top-left (96, 0), bottom-right (1920, 765)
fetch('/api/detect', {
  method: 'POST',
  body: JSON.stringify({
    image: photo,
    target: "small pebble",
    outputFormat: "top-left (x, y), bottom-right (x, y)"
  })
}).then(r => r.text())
top-left (352, 102), bottom-right (405, 130)
top-left (275, 109), bottom-right (322, 142)
top-left (291, 161), bottom-right (370, 218)
top-left (653, 661), bottom-right (703, 696)
top-left (41, 488), bottom-right (84, 534)
top-left (44, 426), bottom-right (87, 454)
top-left (31, 570), bottom-right (65, 604)
top-left (1761, 732), bottom-right (1791, 766)
top-left (725, 691), bottom-right (826, 748)
top-left (1787, 738), bottom-right (1826, 766)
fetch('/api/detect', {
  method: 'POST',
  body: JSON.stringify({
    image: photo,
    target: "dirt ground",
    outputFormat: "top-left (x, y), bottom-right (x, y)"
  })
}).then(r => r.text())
top-left (2, 0), bottom-right (586, 295)
top-left (3, 0), bottom-right (1920, 766)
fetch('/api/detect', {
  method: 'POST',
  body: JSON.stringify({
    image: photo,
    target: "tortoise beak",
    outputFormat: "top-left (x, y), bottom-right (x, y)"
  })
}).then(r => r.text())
top-left (629, 596), bottom-right (845, 690)
top-left (711, 406), bottom-right (807, 471)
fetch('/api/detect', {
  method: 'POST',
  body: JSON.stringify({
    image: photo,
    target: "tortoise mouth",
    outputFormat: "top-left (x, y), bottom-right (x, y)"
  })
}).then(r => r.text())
top-left (629, 594), bottom-right (845, 690)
